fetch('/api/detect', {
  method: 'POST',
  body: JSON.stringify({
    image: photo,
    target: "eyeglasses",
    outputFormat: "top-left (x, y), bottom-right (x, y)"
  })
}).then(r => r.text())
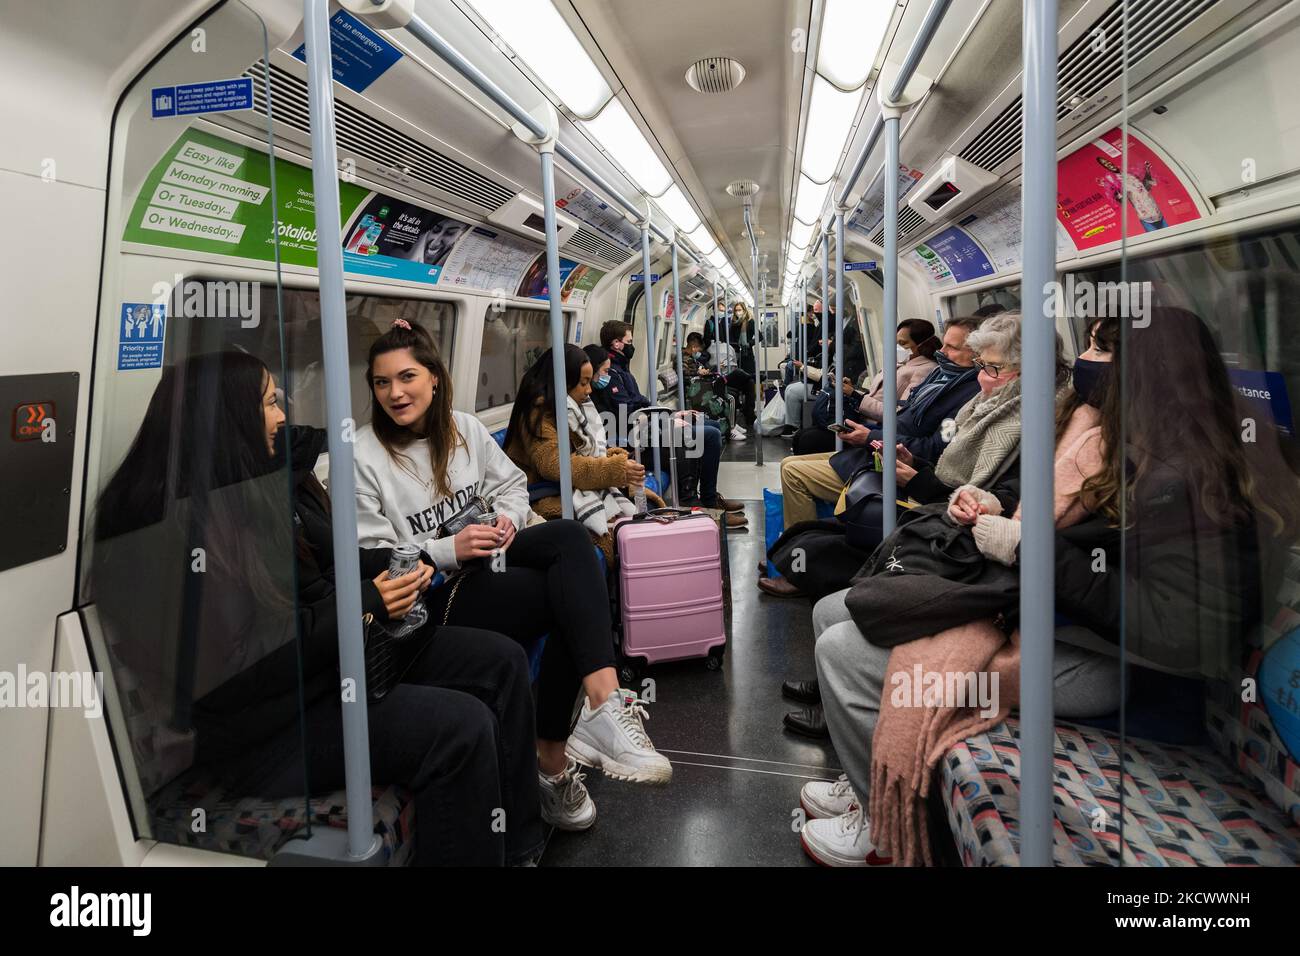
top-left (974, 359), bottom-right (1005, 377)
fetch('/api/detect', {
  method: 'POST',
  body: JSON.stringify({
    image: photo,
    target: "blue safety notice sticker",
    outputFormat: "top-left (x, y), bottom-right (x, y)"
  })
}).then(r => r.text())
top-left (118, 303), bottom-right (167, 371)
top-left (292, 8), bottom-right (403, 94)
top-left (151, 78), bottom-right (253, 118)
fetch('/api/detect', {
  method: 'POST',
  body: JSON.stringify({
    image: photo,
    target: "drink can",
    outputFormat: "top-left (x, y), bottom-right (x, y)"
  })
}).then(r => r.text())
top-left (388, 543), bottom-right (422, 577)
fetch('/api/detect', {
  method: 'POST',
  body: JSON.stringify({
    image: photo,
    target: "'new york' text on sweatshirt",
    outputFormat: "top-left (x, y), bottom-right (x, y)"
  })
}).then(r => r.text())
top-left (354, 410), bottom-right (531, 572)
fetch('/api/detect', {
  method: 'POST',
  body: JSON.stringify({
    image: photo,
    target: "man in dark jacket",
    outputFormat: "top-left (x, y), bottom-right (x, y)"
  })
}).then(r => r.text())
top-left (600, 320), bottom-right (650, 436)
top-left (829, 316), bottom-right (982, 481)
top-left (774, 316), bottom-right (983, 531)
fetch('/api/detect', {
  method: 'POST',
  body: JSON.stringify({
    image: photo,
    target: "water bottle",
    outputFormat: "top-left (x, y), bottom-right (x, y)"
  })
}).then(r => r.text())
top-left (633, 481), bottom-right (648, 515)
top-left (385, 544), bottom-right (428, 637)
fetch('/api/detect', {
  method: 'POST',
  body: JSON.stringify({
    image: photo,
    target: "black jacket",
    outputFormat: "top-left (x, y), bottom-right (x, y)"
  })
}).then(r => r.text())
top-left (191, 427), bottom-right (392, 770)
top-left (830, 366), bottom-right (981, 481)
top-left (1048, 460), bottom-right (1266, 677)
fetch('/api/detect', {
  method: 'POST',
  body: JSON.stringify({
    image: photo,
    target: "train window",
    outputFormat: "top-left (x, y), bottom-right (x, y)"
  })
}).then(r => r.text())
top-left (947, 285), bottom-right (1022, 319)
top-left (1066, 228), bottom-right (1300, 410)
top-left (475, 306), bottom-right (573, 410)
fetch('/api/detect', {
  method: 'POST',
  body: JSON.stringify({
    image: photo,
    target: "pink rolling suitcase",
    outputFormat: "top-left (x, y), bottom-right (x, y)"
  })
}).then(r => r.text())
top-left (613, 407), bottom-right (728, 681)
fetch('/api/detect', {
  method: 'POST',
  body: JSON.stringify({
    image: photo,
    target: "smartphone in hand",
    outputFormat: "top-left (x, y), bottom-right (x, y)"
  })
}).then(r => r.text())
top-left (827, 422), bottom-right (855, 434)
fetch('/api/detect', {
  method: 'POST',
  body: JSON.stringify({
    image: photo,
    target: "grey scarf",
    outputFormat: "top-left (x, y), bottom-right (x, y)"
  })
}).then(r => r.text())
top-left (934, 377), bottom-right (1023, 489)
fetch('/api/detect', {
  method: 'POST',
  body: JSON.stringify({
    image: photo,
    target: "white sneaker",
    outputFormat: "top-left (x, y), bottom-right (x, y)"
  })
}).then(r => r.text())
top-left (729, 425), bottom-right (747, 440)
top-left (800, 774), bottom-right (857, 819)
top-left (566, 689), bottom-right (672, 784)
top-left (800, 804), bottom-right (893, 866)
top-left (538, 758), bottom-right (596, 831)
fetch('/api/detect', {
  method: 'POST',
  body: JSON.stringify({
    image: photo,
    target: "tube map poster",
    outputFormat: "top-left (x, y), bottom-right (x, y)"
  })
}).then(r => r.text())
top-left (1056, 128), bottom-right (1201, 250)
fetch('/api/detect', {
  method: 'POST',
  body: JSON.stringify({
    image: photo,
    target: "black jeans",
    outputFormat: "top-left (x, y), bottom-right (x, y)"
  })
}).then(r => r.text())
top-left (427, 519), bottom-right (616, 741)
top-left (722, 368), bottom-right (755, 425)
top-left (250, 625), bottom-right (540, 867)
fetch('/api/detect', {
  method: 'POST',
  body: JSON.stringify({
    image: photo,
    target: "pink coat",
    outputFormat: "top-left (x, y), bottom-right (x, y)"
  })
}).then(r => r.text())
top-left (857, 353), bottom-right (938, 422)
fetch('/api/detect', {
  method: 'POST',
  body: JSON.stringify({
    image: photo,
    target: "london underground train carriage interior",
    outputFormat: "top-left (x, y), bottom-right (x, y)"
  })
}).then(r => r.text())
top-left (9, 0), bottom-right (1300, 873)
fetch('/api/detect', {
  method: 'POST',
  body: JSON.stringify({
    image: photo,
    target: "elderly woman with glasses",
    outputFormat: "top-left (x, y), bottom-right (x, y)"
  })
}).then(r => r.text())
top-left (888, 311), bottom-right (1068, 509)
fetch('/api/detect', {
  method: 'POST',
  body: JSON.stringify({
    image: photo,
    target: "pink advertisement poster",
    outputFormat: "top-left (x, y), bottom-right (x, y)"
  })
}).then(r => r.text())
top-left (1056, 128), bottom-right (1201, 250)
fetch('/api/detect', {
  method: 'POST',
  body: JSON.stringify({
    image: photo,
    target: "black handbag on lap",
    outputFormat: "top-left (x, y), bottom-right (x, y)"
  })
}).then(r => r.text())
top-left (844, 504), bottom-right (1019, 648)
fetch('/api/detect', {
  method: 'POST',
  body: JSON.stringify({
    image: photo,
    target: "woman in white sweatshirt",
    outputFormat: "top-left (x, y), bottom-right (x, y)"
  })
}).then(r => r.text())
top-left (354, 320), bottom-right (671, 833)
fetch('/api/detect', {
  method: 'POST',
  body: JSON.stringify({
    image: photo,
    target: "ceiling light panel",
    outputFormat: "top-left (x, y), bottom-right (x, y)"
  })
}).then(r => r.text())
top-left (794, 174), bottom-right (832, 225)
top-left (800, 76), bottom-right (861, 183)
top-left (654, 184), bottom-right (701, 233)
top-left (816, 0), bottom-right (893, 91)
top-left (466, 0), bottom-right (613, 118)
top-left (581, 98), bottom-right (673, 196)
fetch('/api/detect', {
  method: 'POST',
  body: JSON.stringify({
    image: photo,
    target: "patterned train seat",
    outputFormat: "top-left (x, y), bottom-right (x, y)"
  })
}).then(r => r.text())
top-left (146, 774), bottom-right (414, 864)
top-left (941, 717), bottom-right (1300, 867)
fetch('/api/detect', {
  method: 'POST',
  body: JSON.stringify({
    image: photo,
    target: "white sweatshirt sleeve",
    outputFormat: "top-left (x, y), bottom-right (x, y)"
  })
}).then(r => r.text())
top-left (467, 416), bottom-right (532, 533)
top-left (355, 450), bottom-right (399, 550)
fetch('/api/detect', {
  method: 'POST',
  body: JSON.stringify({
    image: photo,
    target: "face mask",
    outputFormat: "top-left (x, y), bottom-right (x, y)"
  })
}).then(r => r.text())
top-left (896, 345), bottom-right (911, 364)
top-left (621, 342), bottom-right (635, 361)
top-left (1072, 357), bottom-right (1110, 406)
top-left (593, 374), bottom-right (611, 389)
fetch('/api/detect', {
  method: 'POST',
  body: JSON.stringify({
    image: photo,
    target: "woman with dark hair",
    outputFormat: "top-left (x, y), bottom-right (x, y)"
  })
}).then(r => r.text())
top-left (92, 351), bottom-right (541, 866)
top-left (505, 345), bottom-right (648, 559)
top-left (355, 320), bottom-right (673, 834)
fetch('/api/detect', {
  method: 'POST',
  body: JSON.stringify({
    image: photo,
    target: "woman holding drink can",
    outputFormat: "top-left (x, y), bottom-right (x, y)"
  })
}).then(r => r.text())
top-left (355, 321), bottom-right (673, 835)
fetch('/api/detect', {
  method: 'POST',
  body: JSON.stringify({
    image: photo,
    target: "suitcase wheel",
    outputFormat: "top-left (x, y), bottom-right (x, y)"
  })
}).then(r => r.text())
top-left (705, 647), bottom-right (724, 671)
top-left (619, 659), bottom-right (642, 686)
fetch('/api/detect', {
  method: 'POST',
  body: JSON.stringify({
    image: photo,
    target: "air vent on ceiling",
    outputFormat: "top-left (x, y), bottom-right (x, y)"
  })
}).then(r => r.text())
top-left (726, 179), bottom-right (761, 198)
top-left (242, 61), bottom-right (516, 213)
top-left (563, 227), bottom-right (633, 269)
top-left (685, 57), bottom-right (747, 94)
top-left (869, 206), bottom-right (929, 247)
top-left (958, 0), bottom-right (1220, 173)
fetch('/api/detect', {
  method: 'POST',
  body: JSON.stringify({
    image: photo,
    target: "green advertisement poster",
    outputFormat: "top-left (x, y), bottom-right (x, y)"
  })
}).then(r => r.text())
top-left (122, 128), bottom-right (369, 267)
top-left (562, 263), bottom-right (605, 305)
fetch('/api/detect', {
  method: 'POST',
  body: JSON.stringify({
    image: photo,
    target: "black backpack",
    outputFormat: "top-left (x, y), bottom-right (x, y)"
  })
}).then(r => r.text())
top-left (844, 503), bottom-right (1019, 648)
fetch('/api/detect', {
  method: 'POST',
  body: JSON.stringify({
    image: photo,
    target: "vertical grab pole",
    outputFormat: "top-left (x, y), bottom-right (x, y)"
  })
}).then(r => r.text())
top-left (723, 285), bottom-right (731, 368)
top-left (819, 232), bottom-right (830, 395)
top-left (1019, 0), bottom-right (1059, 868)
top-left (833, 211), bottom-right (847, 451)
top-left (302, 0), bottom-right (378, 862)
top-left (880, 112), bottom-right (902, 538)
top-left (801, 278), bottom-right (808, 388)
top-left (672, 242), bottom-right (686, 414)
top-left (755, 270), bottom-right (766, 465)
top-left (540, 146), bottom-right (574, 519)
top-left (640, 222), bottom-right (661, 491)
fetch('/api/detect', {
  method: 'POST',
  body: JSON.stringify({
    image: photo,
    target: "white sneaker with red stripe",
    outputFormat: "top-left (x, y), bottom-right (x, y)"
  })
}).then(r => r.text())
top-left (800, 774), bottom-right (857, 819)
top-left (800, 803), bottom-right (892, 866)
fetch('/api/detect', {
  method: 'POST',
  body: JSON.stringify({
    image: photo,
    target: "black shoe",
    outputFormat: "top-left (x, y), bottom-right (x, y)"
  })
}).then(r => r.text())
top-left (781, 678), bottom-right (821, 705)
top-left (780, 424), bottom-right (799, 437)
top-left (783, 706), bottom-right (829, 739)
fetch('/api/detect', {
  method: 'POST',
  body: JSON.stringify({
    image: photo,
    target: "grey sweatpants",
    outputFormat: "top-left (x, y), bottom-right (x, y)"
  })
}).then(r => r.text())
top-left (813, 589), bottom-right (1124, 803)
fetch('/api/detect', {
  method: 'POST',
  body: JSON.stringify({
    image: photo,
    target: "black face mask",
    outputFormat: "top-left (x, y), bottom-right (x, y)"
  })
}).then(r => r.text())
top-left (1072, 357), bottom-right (1111, 406)
top-left (620, 342), bottom-right (636, 361)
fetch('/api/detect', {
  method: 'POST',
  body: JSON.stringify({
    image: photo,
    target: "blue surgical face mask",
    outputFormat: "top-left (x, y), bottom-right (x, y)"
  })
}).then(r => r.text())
top-left (594, 373), bottom-right (611, 389)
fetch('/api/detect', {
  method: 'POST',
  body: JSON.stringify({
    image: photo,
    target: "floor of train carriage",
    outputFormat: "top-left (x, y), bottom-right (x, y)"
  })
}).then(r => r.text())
top-left (540, 432), bottom-right (841, 866)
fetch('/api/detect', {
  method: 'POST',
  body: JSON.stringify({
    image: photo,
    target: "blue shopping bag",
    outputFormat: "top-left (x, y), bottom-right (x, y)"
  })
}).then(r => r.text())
top-left (763, 488), bottom-right (784, 579)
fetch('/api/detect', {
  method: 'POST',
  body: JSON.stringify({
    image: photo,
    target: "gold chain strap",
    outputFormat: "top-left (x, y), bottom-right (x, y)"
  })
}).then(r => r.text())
top-left (441, 572), bottom-right (467, 627)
